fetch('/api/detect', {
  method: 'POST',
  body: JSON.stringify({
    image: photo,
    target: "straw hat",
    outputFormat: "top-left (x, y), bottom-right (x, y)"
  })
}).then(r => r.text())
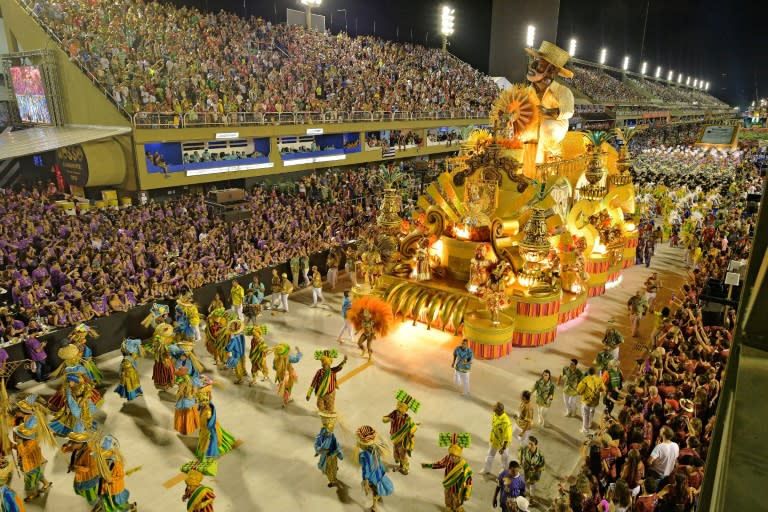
top-left (184, 469), bottom-right (204, 487)
top-left (16, 394), bottom-right (38, 414)
top-left (58, 344), bottom-right (81, 362)
top-left (227, 319), bottom-right (244, 335)
top-left (355, 425), bottom-right (378, 446)
top-left (14, 415), bottom-right (40, 440)
top-left (154, 323), bottom-right (174, 339)
top-left (274, 343), bottom-right (290, 357)
top-left (524, 41), bottom-right (574, 78)
top-left (67, 421), bottom-right (93, 443)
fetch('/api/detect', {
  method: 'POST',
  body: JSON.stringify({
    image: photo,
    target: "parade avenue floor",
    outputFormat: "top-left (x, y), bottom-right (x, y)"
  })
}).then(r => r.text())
top-left (19, 246), bottom-right (686, 511)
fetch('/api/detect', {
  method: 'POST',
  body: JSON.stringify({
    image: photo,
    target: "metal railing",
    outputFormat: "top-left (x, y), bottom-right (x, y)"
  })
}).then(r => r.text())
top-left (133, 110), bottom-right (490, 128)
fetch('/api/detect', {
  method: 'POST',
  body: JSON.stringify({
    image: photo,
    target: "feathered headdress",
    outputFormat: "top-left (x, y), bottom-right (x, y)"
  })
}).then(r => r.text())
top-left (348, 297), bottom-right (394, 337)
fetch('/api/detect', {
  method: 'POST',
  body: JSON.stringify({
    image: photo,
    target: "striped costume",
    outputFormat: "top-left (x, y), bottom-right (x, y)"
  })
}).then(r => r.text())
top-left (306, 360), bottom-right (346, 413)
top-left (424, 455), bottom-right (473, 512)
top-left (185, 485), bottom-right (215, 512)
top-left (383, 410), bottom-right (417, 473)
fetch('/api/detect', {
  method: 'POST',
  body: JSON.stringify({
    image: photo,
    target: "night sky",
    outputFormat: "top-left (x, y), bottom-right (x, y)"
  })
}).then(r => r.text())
top-left (173, 0), bottom-right (762, 108)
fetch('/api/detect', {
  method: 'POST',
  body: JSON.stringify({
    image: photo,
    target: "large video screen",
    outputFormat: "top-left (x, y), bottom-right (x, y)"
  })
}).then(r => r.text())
top-left (10, 66), bottom-right (52, 124)
top-left (700, 125), bottom-right (736, 145)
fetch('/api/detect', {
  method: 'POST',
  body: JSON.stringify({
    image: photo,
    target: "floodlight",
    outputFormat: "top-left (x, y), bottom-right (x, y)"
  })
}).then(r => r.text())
top-left (705, 82), bottom-right (710, 91)
top-left (526, 25), bottom-right (536, 47)
top-left (667, 70), bottom-right (673, 81)
top-left (622, 56), bottom-right (630, 70)
top-left (693, 79), bottom-right (698, 88)
top-left (599, 48), bottom-right (607, 65)
top-left (686, 76), bottom-right (691, 86)
top-left (300, 0), bottom-right (322, 5)
top-left (440, 6), bottom-right (455, 36)
top-left (641, 61), bottom-right (648, 75)
top-left (569, 38), bottom-right (577, 56)
top-left (677, 73), bottom-right (683, 83)
top-left (655, 66), bottom-right (661, 78)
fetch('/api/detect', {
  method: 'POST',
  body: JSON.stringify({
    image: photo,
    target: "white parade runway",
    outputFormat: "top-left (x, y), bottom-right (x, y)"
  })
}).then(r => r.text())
top-left (17, 245), bottom-right (686, 511)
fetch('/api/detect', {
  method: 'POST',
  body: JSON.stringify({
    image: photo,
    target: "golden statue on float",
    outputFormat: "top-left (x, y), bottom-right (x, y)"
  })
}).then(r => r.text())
top-left (357, 41), bottom-right (638, 359)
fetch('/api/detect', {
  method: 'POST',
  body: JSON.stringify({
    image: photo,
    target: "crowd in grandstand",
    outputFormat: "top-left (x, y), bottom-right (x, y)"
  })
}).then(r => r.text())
top-left (26, 0), bottom-right (496, 118)
top-left (569, 66), bottom-right (646, 104)
top-left (0, 163), bottom-right (423, 340)
top-left (553, 146), bottom-right (760, 512)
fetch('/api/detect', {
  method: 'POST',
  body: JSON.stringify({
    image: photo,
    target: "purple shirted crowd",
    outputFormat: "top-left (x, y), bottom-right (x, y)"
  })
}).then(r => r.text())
top-left (0, 165), bottom-right (406, 343)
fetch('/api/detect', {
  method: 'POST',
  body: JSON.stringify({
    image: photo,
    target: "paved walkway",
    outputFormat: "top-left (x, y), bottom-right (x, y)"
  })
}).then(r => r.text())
top-left (19, 245), bottom-right (687, 511)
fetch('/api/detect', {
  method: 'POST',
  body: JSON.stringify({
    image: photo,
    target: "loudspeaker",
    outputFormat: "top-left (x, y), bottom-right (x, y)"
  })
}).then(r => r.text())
top-left (208, 188), bottom-right (246, 204)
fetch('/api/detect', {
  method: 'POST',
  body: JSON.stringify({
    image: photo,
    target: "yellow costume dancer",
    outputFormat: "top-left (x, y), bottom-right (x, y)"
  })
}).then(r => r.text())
top-left (174, 367), bottom-right (200, 436)
top-left (205, 309), bottom-right (230, 366)
top-left (382, 390), bottom-right (419, 475)
top-left (422, 433), bottom-right (473, 512)
top-left (114, 339), bottom-right (144, 401)
top-left (273, 344), bottom-right (302, 407)
top-left (247, 325), bottom-right (271, 385)
top-left (181, 466), bottom-right (215, 512)
top-left (196, 395), bottom-right (235, 461)
top-left (150, 324), bottom-right (176, 391)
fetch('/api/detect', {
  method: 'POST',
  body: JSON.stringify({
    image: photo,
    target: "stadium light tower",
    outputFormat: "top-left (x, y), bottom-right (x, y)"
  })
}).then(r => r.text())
top-left (440, 5), bottom-right (455, 53)
top-left (677, 73), bottom-right (683, 84)
top-left (667, 70), bottom-right (673, 82)
top-left (622, 55), bottom-right (630, 71)
top-left (693, 79), bottom-right (698, 88)
top-left (705, 81), bottom-right (710, 91)
top-left (526, 25), bottom-right (536, 48)
top-left (641, 61), bottom-right (648, 75)
top-left (569, 38), bottom-right (577, 57)
top-left (300, 0), bottom-right (322, 31)
top-left (599, 48), bottom-right (607, 65)
top-left (686, 76), bottom-right (691, 86)
top-left (655, 66), bottom-right (662, 79)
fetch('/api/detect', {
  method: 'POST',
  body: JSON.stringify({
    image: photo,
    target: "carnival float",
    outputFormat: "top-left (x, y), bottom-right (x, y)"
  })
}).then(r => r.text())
top-left (351, 41), bottom-right (638, 359)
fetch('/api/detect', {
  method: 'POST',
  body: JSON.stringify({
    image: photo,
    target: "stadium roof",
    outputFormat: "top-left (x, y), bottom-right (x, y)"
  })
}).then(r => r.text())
top-left (0, 125), bottom-right (131, 160)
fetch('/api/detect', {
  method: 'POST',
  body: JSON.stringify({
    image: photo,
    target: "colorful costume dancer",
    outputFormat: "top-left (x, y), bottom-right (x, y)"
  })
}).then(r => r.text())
top-left (115, 339), bottom-right (144, 401)
top-left (49, 345), bottom-right (99, 437)
top-left (356, 425), bottom-right (394, 512)
top-left (61, 423), bottom-right (100, 508)
top-left (176, 294), bottom-right (201, 342)
top-left (382, 390), bottom-right (419, 474)
top-left (181, 467), bottom-right (215, 512)
top-left (174, 367), bottom-right (200, 435)
top-left (273, 344), bottom-right (302, 407)
top-left (348, 296), bottom-right (394, 360)
top-left (247, 325), bottom-right (270, 385)
top-left (205, 308), bottom-right (230, 366)
top-left (196, 396), bottom-right (235, 460)
top-left (224, 320), bottom-right (247, 385)
top-left (70, 324), bottom-right (102, 385)
top-left (306, 350), bottom-right (347, 413)
top-left (422, 433), bottom-right (473, 512)
top-left (150, 324), bottom-right (177, 391)
top-left (13, 414), bottom-right (54, 503)
top-left (140, 303), bottom-right (170, 330)
top-left (96, 435), bottom-right (136, 511)
top-left (0, 455), bottom-right (24, 512)
top-left (314, 411), bottom-right (343, 488)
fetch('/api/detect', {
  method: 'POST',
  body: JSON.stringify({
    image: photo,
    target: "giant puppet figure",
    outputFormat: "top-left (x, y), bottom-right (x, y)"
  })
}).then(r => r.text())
top-left (524, 41), bottom-right (575, 163)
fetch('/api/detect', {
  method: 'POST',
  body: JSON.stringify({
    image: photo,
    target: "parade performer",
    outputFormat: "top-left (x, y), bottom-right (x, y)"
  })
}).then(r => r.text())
top-left (196, 394), bottom-right (235, 460)
top-left (205, 308), bottom-right (230, 367)
top-left (452, 339), bottom-right (474, 396)
top-left (314, 411), bottom-right (343, 488)
top-left (244, 280), bottom-right (264, 324)
top-left (149, 324), bottom-right (177, 391)
top-left (311, 266), bottom-right (324, 307)
top-left (170, 341), bottom-right (204, 387)
top-left (247, 325), bottom-right (270, 385)
top-left (224, 319), bottom-right (247, 385)
top-left (482, 402), bottom-right (512, 474)
top-left (12, 395), bottom-right (41, 429)
top-left (61, 422), bottom-right (100, 509)
top-left (49, 345), bottom-right (99, 436)
top-left (306, 350), bottom-right (348, 413)
top-left (421, 433), bottom-right (473, 512)
top-left (12, 413), bottom-right (54, 503)
top-left (382, 390), bottom-right (419, 475)
top-left (140, 303), bottom-right (170, 330)
top-left (355, 425), bottom-right (394, 512)
top-left (557, 359), bottom-right (582, 418)
top-left (519, 436), bottom-right (545, 501)
top-left (602, 327), bottom-right (625, 362)
top-left (270, 269), bottom-right (281, 310)
top-left (273, 344), bottom-right (302, 408)
top-left (176, 293), bottom-right (202, 342)
top-left (69, 324), bottom-right (102, 386)
top-left (0, 455), bottom-right (24, 512)
top-left (115, 339), bottom-right (144, 401)
top-left (181, 467), bottom-right (215, 512)
top-left (524, 41), bottom-right (575, 163)
top-left (95, 435), bottom-right (136, 511)
top-left (336, 290), bottom-right (353, 344)
top-left (279, 273), bottom-right (293, 313)
top-left (532, 370), bottom-right (555, 427)
top-left (348, 296), bottom-right (394, 360)
top-left (174, 367), bottom-right (200, 435)
top-left (230, 280), bottom-right (244, 319)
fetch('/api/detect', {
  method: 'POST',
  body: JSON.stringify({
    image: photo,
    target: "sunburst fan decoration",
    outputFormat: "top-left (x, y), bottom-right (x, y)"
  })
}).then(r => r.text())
top-left (490, 84), bottom-right (540, 144)
top-left (465, 129), bottom-right (493, 153)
